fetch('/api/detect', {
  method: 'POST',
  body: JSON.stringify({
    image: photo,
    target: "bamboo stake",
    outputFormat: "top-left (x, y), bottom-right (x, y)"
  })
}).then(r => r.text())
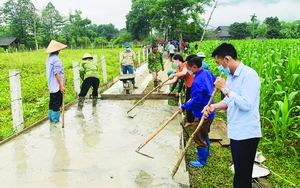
top-left (171, 86), bottom-right (218, 178)
top-left (136, 110), bottom-right (180, 152)
top-left (127, 79), bottom-right (169, 114)
top-left (197, 1), bottom-right (218, 53)
top-left (62, 93), bottom-right (65, 128)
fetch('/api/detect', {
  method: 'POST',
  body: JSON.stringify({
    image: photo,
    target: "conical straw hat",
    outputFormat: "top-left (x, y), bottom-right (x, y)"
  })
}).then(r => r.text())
top-left (45, 40), bottom-right (67, 54)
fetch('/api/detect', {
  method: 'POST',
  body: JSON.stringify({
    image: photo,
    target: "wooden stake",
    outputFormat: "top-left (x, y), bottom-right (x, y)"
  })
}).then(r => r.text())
top-left (62, 93), bottom-right (65, 128)
top-left (197, 1), bottom-right (218, 52)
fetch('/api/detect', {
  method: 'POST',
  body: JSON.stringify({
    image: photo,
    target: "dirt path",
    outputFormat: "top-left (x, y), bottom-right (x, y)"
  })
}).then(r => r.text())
top-left (0, 60), bottom-right (190, 187)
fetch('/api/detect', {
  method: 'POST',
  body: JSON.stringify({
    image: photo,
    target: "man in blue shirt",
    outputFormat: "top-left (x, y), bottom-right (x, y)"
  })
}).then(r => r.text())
top-left (206, 43), bottom-right (261, 188)
top-left (178, 57), bottom-right (216, 168)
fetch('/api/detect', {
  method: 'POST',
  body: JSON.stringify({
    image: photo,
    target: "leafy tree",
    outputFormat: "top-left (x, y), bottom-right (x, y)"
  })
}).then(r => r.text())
top-left (1, 0), bottom-right (37, 48)
top-left (256, 24), bottom-right (267, 37)
top-left (68, 10), bottom-right (91, 47)
top-left (126, 0), bottom-right (211, 46)
top-left (97, 23), bottom-right (119, 41)
top-left (229, 22), bottom-right (251, 39)
top-left (264, 16), bottom-right (281, 38)
top-left (280, 21), bottom-right (300, 39)
top-left (113, 32), bottom-right (133, 47)
top-left (40, 2), bottom-right (66, 47)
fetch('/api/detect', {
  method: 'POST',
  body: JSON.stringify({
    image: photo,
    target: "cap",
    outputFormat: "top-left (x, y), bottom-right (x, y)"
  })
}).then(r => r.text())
top-left (124, 42), bottom-right (130, 47)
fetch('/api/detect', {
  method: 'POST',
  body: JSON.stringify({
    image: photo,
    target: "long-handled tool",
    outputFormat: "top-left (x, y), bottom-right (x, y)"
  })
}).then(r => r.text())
top-left (62, 93), bottom-right (65, 128)
top-left (178, 93), bottom-right (190, 138)
top-left (171, 85), bottom-right (219, 178)
top-left (127, 79), bottom-right (169, 114)
top-left (135, 110), bottom-right (180, 158)
top-left (196, 1), bottom-right (218, 53)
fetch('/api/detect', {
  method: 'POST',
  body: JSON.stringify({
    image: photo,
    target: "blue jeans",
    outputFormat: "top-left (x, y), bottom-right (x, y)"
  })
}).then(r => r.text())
top-left (122, 65), bottom-right (135, 85)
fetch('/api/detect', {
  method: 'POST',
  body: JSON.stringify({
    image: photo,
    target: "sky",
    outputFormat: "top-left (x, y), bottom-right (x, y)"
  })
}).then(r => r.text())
top-left (1, 0), bottom-right (300, 30)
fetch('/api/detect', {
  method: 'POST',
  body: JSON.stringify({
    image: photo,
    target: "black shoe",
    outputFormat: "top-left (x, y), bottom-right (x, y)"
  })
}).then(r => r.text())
top-left (133, 86), bottom-right (138, 89)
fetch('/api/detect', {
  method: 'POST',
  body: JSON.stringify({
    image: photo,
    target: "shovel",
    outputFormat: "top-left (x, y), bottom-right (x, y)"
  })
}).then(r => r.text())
top-left (135, 110), bottom-right (180, 158)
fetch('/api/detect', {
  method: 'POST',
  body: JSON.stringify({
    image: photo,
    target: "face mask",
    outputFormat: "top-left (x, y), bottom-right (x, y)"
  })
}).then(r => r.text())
top-left (173, 62), bottom-right (179, 68)
top-left (126, 47), bottom-right (130, 51)
top-left (187, 70), bottom-right (193, 75)
top-left (218, 65), bottom-right (230, 74)
top-left (218, 58), bottom-right (230, 74)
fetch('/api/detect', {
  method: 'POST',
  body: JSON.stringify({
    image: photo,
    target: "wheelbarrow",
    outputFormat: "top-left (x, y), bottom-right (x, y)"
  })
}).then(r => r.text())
top-left (119, 74), bottom-right (136, 94)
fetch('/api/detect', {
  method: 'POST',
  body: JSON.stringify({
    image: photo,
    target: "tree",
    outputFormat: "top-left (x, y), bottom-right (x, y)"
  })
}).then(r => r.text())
top-left (40, 2), bottom-right (66, 47)
top-left (264, 17), bottom-right (281, 38)
top-left (229, 22), bottom-right (251, 39)
top-left (126, 0), bottom-right (211, 46)
top-left (1, 0), bottom-right (37, 48)
top-left (97, 24), bottom-right (119, 41)
top-left (68, 10), bottom-right (91, 48)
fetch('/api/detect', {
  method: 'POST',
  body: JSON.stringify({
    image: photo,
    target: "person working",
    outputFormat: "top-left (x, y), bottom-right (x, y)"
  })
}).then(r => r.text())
top-left (165, 69), bottom-right (184, 97)
top-left (205, 43), bottom-right (261, 188)
top-left (78, 53), bottom-right (100, 109)
top-left (178, 56), bottom-right (216, 168)
top-left (197, 52), bottom-right (210, 70)
top-left (45, 40), bottom-right (67, 123)
top-left (165, 54), bottom-right (195, 127)
top-left (120, 42), bottom-right (138, 89)
top-left (148, 44), bottom-right (164, 88)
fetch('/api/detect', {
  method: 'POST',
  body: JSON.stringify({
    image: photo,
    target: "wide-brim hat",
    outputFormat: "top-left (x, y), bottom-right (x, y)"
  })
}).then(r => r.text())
top-left (82, 53), bottom-right (93, 60)
top-left (197, 52), bottom-right (206, 58)
top-left (45, 40), bottom-right (67, 54)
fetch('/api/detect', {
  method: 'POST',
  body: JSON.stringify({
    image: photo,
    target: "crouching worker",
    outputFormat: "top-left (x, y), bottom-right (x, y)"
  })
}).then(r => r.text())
top-left (78, 53), bottom-right (100, 109)
top-left (178, 56), bottom-right (216, 167)
top-left (45, 40), bottom-right (67, 123)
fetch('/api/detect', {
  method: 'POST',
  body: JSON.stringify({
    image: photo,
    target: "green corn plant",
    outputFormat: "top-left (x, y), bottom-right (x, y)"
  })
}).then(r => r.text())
top-left (262, 93), bottom-right (299, 150)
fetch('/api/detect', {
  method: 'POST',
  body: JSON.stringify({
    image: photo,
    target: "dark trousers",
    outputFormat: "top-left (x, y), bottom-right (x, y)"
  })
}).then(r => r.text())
top-left (79, 77), bottom-right (100, 97)
top-left (49, 91), bottom-right (62, 111)
top-left (231, 138), bottom-right (260, 188)
top-left (185, 87), bottom-right (194, 123)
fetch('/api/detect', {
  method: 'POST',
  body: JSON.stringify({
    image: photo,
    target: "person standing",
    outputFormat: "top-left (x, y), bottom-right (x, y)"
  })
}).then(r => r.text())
top-left (196, 52), bottom-right (210, 70)
top-left (120, 42), bottom-right (138, 89)
top-left (148, 44), bottom-right (164, 87)
top-left (205, 43), bottom-right (261, 188)
top-left (169, 42), bottom-right (175, 62)
top-left (163, 54), bottom-right (195, 127)
top-left (78, 53), bottom-right (100, 109)
top-left (45, 40), bottom-right (67, 123)
top-left (178, 56), bottom-right (216, 168)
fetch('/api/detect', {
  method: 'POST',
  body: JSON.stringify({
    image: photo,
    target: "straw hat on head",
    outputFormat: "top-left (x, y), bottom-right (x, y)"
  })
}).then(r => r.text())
top-left (45, 40), bottom-right (67, 54)
top-left (82, 53), bottom-right (93, 60)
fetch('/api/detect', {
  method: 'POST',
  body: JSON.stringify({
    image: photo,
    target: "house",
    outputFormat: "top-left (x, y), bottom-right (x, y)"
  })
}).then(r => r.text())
top-left (214, 26), bottom-right (231, 40)
top-left (0, 37), bottom-right (17, 49)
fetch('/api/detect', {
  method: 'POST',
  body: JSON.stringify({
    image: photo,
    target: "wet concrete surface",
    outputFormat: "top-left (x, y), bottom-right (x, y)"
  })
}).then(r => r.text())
top-left (0, 62), bottom-right (190, 188)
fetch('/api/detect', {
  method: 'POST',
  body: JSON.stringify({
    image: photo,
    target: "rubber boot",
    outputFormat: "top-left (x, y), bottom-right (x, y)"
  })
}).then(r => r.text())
top-left (206, 137), bottom-right (211, 156)
top-left (190, 147), bottom-right (209, 167)
top-left (78, 97), bottom-right (85, 110)
top-left (51, 110), bottom-right (61, 123)
top-left (92, 96), bottom-right (97, 107)
top-left (48, 110), bottom-right (53, 121)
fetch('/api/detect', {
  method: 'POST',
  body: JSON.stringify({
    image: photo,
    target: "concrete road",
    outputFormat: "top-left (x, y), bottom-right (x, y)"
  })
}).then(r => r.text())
top-left (0, 62), bottom-right (190, 188)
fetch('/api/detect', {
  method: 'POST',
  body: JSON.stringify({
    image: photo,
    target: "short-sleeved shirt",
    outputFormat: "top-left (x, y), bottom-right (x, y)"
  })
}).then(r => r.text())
top-left (148, 52), bottom-right (163, 72)
top-left (121, 50), bottom-right (135, 66)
